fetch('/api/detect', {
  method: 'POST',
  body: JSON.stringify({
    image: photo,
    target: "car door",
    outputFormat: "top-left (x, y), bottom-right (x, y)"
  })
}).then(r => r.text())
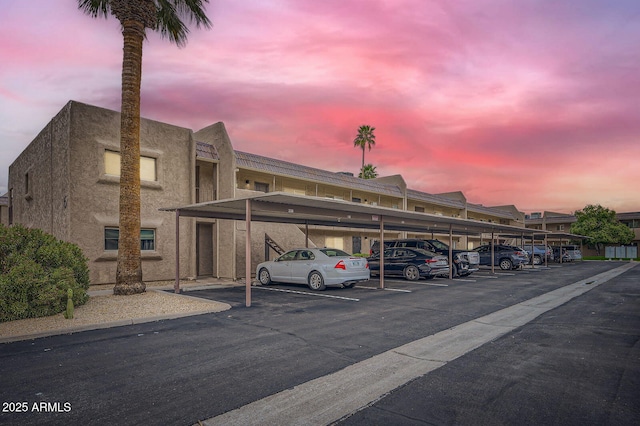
top-left (290, 249), bottom-right (315, 284)
top-left (476, 246), bottom-right (490, 265)
top-left (378, 249), bottom-right (398, 275)
top-left (270, 250), bottom-right (297, 282)
top-left (386, 249), bottom-right (408, 275)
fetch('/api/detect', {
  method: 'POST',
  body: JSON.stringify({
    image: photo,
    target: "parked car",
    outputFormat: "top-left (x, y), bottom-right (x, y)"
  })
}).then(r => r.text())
top-left (370, 239), bottom-right (479, 277)
top-left (522, 244), bottom-right (553, 265)
top-left (563, 245), bottom-right (583, 261)
top-left (256, 248), bottom-right (369, 291)
top-left (367, 247), bottom-right (450, 281)
top-left (473, 244), bottom-right (529, 270)
top-left (552, 246), bottom-right (579, 262)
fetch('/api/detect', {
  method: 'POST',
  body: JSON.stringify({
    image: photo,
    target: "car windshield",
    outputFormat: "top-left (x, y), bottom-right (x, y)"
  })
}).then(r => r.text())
top-left (320, 248), bottom-right (351, 257)
top-left (277, 251), bottom-right (297, 261)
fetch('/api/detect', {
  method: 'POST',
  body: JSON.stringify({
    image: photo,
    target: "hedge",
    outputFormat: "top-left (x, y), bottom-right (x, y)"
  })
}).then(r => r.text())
top-left (0, 224), bottom-right (90, 322)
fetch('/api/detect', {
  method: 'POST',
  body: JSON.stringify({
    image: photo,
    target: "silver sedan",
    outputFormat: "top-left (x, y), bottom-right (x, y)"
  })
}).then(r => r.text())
top-left (256, 248), bottom-right (370, 291)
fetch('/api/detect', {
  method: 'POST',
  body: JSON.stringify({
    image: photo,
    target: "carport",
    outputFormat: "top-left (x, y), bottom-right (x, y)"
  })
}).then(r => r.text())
top-left (503, 232), bottom-right (589, 265)
top-left (162, 192), bottom-right (548, 306)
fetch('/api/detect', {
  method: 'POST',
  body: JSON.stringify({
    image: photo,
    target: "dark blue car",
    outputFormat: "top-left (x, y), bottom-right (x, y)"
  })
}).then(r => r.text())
top-left (367, 247), bottom-right (449, 280)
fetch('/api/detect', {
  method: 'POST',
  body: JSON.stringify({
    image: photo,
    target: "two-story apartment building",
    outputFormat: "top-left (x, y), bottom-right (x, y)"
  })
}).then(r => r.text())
top-left (5, 101), bottom-right (529, 284)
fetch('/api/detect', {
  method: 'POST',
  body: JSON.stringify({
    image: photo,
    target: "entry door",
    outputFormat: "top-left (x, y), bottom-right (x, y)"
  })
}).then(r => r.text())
top-left (197, 223), bottom-right (214, 276)
top-left (352, 236), bottom-right (362, 255)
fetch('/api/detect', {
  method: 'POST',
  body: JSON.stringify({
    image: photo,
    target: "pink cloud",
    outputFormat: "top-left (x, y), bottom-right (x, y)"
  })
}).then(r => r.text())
top-left (1, 0), bottom-right (639, 214)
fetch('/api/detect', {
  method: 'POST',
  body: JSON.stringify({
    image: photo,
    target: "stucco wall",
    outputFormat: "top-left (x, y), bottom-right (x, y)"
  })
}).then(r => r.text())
top-left (194, 122), bottom-right (236, 278)
top-left (63, 102), bottom-right (195, 284)
top-left (8, 102), bottom-right (72, 239)
top-left (8, 101), bottom-right (197, 284)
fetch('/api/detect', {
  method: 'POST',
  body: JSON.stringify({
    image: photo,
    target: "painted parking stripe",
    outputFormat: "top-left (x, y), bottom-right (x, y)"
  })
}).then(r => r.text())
top-left (255, 286), bottom-right (360, 301)
top-left (354, 286), bottom-right (412, 293)
top-left (413, 281), bottom-right (449, 287)
top-left (202, 262), bottom-right (637, 426)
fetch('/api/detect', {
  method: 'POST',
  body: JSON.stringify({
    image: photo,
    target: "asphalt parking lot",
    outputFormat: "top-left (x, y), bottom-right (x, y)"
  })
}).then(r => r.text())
top-left (1, 261), bottom-right (638, 426)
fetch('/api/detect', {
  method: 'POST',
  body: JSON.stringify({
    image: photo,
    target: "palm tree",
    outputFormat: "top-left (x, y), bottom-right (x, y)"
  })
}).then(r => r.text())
top-left (359, 164), bottom-right (378, 179)
top-left (353, 125), bottom-right (376, 170)
top-left (78, 0), bottom-right (212, 295)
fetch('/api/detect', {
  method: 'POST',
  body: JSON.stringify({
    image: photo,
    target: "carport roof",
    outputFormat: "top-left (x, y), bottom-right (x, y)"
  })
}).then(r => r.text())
top-left (501, 232), bottom-right (590, 242)
top-left (162, 192), bottom-right (547, 237)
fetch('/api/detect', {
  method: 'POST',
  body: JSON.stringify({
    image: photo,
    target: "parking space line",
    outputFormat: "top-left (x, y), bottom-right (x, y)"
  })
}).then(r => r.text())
top-left (412, 281), bottom-right (449, 287)
top-left (355, 285), bottom-right (412, 293)
top-left (453, 278), bottom-right (476, 282)
top-left (254, 286), bottom-right (360, 301)
top-left (204, 263), bottom-right (638, 426)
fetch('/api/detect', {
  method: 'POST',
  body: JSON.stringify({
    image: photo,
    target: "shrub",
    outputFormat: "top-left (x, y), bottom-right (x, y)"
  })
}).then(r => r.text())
top-left (0, 224), bottom-right (90, 322)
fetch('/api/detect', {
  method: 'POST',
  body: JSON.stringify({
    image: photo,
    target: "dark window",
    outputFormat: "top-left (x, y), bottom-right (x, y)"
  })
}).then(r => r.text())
top-left (105, 227), bottom-right (156, 251)
top-left (297, 250), bottom-right (315, 260)
top-left (254, 182), bottom-right (269, 193)
top-left (8, 188), bottom-right (14, 225)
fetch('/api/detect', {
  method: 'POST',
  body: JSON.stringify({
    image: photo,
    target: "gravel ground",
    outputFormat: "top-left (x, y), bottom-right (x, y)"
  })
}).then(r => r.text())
top-left (0, 281), bottom-right (233, 343)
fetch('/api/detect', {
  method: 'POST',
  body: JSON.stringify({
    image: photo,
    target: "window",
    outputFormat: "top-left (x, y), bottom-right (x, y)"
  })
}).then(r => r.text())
top-left (297, 250), bottom-right (315, 260)
top-left (254, 182), bottom-right (269, 193)
top-left (8, 188), bottom-right (13, 224)
top-left (105, 151), bottom-right (157, 181)
top-left (278, 250), bottom-right (297, 261)
top-left (557, 225), bottom-right (565, 231)
top-left (105, 227), bottom-right (156, 251)
top-left (195, 165), bottom-right (200, 203)
top-left (415, 206), bottom-right (425, 212)
top-left (325, 236), bottom-right (344, 250)
top-left (24, 172), bottom-right (33, 200)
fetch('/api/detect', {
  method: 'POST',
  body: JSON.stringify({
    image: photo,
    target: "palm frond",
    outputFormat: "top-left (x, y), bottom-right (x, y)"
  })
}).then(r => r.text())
top-left (77, 0), bottom-right (111, 19)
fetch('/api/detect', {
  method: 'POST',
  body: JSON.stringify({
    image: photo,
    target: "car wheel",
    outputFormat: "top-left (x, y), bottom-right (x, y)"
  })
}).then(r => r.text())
top-left (308, 271), bottom-right (326, 291)
top-left (258, 268), bottom-right (272, 285)
top-left (403, 265), bottom-right (420, 281)
top-left (499, 259), bottom-right (513, 270)
top-left (343, 282), bottom-right (356, 288)
top-left (533, 255), bottom-right (542, 265)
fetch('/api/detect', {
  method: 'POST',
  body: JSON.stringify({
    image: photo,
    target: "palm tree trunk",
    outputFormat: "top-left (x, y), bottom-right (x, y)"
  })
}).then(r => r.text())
top-left (361, 147), bottom-right (365, 169)
top-left (114, 19), bottom-right (146, 295)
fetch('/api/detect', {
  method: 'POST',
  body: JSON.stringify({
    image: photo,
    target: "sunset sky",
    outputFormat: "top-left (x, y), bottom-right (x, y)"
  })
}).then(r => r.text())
top-left (1, 0), bottom-right (639, 214)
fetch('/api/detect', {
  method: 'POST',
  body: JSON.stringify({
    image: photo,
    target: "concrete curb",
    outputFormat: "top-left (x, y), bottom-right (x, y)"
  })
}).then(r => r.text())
top-left (0, 286), bottom-right (232, 344)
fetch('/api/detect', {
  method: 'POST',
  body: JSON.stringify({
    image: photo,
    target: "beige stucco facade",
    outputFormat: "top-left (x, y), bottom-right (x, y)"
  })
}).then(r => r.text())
top-left (8, 101), bottom-right (196, 284)
top-left (9, 100), bottom-right (574, 285)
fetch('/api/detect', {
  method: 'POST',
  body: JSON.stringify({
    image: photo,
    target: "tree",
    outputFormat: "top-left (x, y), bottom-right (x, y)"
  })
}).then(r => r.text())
top-left (78, 0), bottom-right (212, 295)
top-left (359, 164), bottom-right (378, 179)
top-left (570, 204), bottom-right (634, 255)
top-left (353, 125), bottom-right (376, 169)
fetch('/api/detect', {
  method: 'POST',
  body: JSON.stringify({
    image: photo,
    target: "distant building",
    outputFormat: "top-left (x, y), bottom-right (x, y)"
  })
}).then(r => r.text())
top-left (524, 211), bottom-right (640, 255)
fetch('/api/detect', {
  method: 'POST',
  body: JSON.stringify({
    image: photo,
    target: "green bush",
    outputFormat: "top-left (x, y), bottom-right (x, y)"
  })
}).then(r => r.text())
top-left (0, 224), bottom-right (90, 322)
